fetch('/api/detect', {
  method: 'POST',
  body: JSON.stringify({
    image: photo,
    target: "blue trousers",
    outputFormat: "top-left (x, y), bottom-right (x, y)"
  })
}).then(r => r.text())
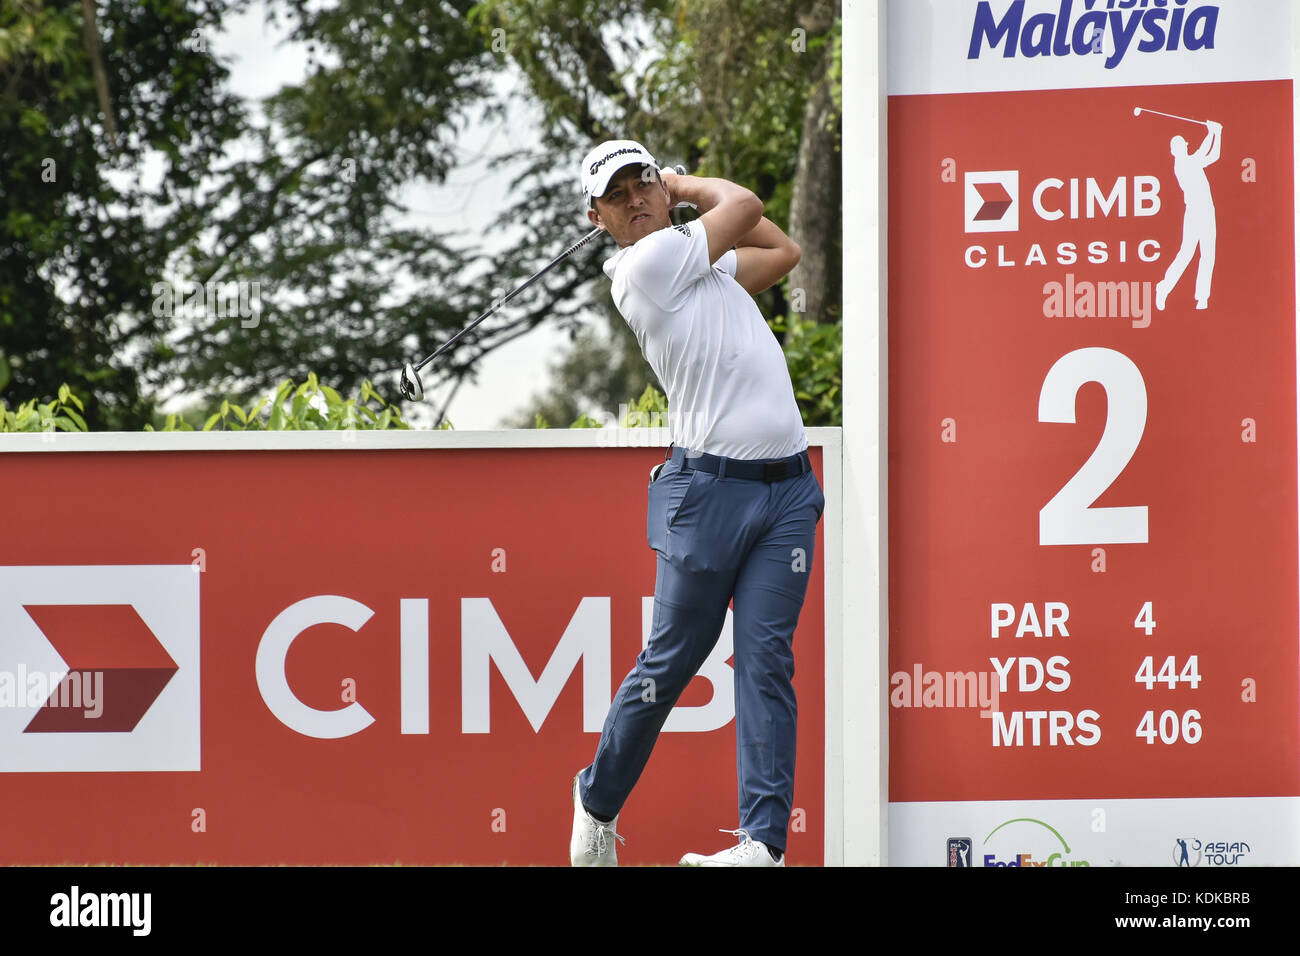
top-left (579, 444), bottom-right (825, 853)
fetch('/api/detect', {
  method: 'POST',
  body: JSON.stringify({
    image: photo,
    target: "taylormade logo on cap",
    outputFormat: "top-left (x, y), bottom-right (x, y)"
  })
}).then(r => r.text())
top-left (580, 139), bottom-right (657, 208)
top-left (589, 146), bottom-right (643, 176)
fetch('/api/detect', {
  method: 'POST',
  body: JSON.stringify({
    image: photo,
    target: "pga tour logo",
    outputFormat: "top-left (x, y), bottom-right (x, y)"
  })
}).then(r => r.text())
top-left (964, 170), bottom-right (1019, 232)
top-left (0, 566), bottom-right (199, 772)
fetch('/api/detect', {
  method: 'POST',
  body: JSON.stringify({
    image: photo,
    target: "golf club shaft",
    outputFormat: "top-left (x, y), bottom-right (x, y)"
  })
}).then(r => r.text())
top-left (413, 225), bottom-right (605, 373)
top-left (1137, 107), bottom-right (1206, 126)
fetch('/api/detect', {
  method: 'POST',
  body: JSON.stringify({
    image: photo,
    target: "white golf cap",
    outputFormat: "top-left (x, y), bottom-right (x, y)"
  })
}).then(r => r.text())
top-left (580, 139), bottom-right (658, 208)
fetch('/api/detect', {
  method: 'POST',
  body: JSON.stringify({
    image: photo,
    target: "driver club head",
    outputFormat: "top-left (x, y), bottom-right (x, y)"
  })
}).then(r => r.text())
top-left (398, 363), bottom-right (424, 402)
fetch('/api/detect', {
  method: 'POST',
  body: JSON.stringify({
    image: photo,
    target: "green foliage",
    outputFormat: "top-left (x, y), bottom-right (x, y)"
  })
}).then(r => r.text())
top-left (169, 0), bottom-right (500, 410)
top-left (504, 323), bottom-right (655, 429)
top-left (568, 412), bottom-right (604, 428)
top-left (4, 0), bottom-right (840, 436)
top-left (534, 384), bottom-right (670, 429)
top-left (144, 374), bottom-right (413, 432)
top-left (2, 0), bottom-right (499, 427)
top-left (769, 313), bottom-right (841, 426)
top-left (504, 1), bottom-right (842, 430)
top-left (1, 0), bottom-right (249, 429)
top-left (621, 383), bottom-right (668, 428)
top-left (646, 0), bottom-right (822, 223)
top-left (0, 384), bottom-right (87, 433)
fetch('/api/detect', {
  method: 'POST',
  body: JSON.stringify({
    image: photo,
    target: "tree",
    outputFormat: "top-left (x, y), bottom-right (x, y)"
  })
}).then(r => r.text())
top-left (2, 0), bottom-right (841, 431)
top-left (502, 317), bottom-right (652, 427)
top-left (496, 0), bottom-right (843, 425)
top-left (0, 0), bottom-right (248, 428)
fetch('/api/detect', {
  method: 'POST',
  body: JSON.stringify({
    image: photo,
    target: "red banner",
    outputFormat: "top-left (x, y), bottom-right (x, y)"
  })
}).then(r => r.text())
top-left (0, 444), bottom-right (825, 865)
top-left (888, 78), bottom-right (1299, 804)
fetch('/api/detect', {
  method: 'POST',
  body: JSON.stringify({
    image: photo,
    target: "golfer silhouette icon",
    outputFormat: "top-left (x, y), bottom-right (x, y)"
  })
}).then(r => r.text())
top-left (1156, 120), bottom-right (1222, 311)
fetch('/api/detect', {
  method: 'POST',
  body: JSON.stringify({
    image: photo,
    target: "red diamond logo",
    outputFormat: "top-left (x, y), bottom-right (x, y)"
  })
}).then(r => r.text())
top-left (21, 605), bottom-right (178, 733)
top-left (972, 182), bottom-right (1013, 221)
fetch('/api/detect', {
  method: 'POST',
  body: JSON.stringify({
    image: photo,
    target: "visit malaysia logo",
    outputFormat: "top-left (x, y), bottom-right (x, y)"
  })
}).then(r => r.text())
top-left (0, 566), bottom-right (200, 772)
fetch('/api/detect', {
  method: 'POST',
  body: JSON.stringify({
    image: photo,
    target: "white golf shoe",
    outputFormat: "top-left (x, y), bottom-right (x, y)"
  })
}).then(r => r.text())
top-left (679, 828), bottom-right (784, 867)
top-left (569, 774), bottom-right (624, 866)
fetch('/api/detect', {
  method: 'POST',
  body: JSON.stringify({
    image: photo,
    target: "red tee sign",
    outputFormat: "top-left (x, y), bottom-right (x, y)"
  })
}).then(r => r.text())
top-left (887, 0), bottom-right (1298, 866)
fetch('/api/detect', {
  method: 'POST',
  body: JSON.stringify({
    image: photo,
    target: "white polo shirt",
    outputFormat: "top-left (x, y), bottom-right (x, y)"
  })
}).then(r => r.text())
top-left (602, 220), bottom-right (808, 460)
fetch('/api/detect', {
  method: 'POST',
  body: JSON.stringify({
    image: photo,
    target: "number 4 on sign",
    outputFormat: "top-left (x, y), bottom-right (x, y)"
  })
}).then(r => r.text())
top-left (1134, 601), bottom-right (1156, 635)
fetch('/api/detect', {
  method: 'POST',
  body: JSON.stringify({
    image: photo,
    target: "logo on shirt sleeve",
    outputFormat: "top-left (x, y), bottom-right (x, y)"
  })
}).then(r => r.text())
top-left (673, 223), bottom-right (693, 238)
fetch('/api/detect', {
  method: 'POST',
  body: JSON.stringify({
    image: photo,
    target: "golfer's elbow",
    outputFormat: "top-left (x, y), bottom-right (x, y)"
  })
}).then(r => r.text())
top-left (736, 188), bottom-right (764, 232)
top-left (783, 240), bottom-right (802, 275)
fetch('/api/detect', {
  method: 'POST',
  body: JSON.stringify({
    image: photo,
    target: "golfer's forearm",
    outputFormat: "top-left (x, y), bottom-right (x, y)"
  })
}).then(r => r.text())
top-left (735, 216), bottom-right (796, 252)
top-left (672, 174), bottom-right (763, 262)
top-left (731, 215), bottom-right (801, 293)
top-left (672, 175), bottom-right (760, 217)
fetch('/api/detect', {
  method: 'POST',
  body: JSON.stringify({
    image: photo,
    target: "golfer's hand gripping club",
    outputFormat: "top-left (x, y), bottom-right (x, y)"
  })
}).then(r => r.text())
top-left (659, 164), bottom-right (697, 210)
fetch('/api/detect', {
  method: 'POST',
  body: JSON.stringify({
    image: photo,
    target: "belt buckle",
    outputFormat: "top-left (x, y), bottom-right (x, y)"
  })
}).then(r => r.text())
top-left (762, 460), bottom-right (789, 482)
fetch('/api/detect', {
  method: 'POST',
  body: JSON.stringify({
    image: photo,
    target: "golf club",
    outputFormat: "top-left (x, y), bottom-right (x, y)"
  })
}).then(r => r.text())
top-left (398, 164), bottom-right (691, 403)
top-left (398, 225), bottom-right (605, 403)
top-left (1133, 107), bottom-right (1207, 127)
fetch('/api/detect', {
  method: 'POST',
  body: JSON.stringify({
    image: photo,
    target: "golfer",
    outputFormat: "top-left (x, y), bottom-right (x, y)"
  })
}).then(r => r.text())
top-left (569, 140), bottom-right (824, 866)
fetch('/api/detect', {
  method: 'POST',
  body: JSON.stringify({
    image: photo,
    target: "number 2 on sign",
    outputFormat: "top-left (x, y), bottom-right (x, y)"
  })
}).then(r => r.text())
top-left (1038, 348), bottom-right (1148, 546)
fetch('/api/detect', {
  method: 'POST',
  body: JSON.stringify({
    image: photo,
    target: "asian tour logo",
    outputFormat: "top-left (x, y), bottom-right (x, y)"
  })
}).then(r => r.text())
top-left (968, 1), bottom-right (1220, 72)
top-left (1173, 837), bottom-right (1250, 867)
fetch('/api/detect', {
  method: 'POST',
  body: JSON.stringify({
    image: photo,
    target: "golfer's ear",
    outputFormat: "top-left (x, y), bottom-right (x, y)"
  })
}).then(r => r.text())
top-left (587, 207), bottom-right (603, 229)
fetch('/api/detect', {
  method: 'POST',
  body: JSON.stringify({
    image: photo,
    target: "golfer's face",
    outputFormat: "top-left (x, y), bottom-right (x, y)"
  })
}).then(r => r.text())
top-left (592, 165), bottom-right (669, 246)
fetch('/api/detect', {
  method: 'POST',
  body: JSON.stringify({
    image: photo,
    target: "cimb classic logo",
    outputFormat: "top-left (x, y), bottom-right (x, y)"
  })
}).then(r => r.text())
top-left (0, 566), bottom-right (200, 772)
top-left (49, 886), bottom-right (151, 936)
top-left (964, 171), bottom-right (1019, 232)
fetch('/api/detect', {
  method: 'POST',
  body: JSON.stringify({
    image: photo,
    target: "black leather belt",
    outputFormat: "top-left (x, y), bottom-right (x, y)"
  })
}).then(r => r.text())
top-left (667, 444), bottom-right (811, 483)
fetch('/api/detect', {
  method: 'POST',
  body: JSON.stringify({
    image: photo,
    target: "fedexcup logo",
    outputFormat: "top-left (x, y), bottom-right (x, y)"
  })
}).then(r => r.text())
top-left (965, 170), bottom-right (1019, 232)
top-left (0, 566), bottom-right (199, 772)
top-left (978, 816), bottom-right (1090, 867)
